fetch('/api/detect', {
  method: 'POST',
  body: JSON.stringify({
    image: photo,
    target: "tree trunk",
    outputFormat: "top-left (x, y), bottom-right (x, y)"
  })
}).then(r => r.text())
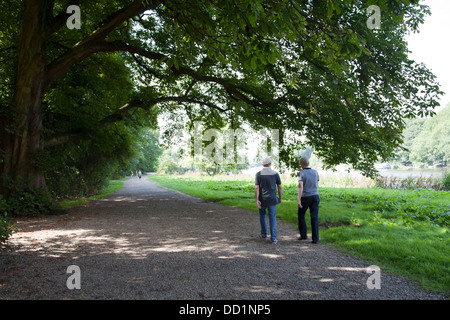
top-left (0, 0), bottom-right (48, 197)
top-left (0, 0), bottom-right (157, 198)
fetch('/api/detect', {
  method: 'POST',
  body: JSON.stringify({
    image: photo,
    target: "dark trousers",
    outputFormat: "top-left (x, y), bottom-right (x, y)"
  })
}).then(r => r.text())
top-left (298, 195), bottom-right (320, 243)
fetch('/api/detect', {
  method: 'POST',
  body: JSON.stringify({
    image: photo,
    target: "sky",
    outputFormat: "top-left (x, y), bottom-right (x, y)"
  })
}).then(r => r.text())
top-left (405, 0), bottom-right (450, 112)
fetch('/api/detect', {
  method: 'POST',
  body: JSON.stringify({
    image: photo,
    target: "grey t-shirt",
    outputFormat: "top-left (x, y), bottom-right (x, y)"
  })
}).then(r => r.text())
top-left (255, 167), bottom-right (281, 207)
top-left (298, 168), bottom-right (319, 197)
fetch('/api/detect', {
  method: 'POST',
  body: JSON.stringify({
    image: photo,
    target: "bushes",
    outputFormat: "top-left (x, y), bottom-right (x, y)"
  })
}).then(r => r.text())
top-left (374, 175), bottom-right (444, 190)
top-left (373, 172), bottom-right (450, 191)
top-left (0, 183), bottom-right (66, 246)
top-left (39, 142), bottom-right (120, 199)
top-left (0, 196), bottom-right (16, 246)
top-left (0, 215), bottom-right (15, 247)
top-left (0, 213), bottom-right (15, 246)
top-left (4, 186), bottom-right (64, 217)
top-left (38, 124), bottom-right (136, 199)
top-left (442, 172), bottom-right (450, 191)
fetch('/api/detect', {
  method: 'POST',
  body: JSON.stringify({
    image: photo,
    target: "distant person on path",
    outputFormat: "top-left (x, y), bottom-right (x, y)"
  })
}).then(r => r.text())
top-left (138, 170), bottom-right (142, 179)
top-left (297, 157), bottom-right (320, 243)
top-left (255, 157), bottom-right (282, 244)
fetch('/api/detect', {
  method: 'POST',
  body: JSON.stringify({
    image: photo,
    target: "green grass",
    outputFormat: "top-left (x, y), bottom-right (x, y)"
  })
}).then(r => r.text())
top-left (57, 179), bottom-right (125, 209)
top-left (149, 173), bottom-right (450, 295)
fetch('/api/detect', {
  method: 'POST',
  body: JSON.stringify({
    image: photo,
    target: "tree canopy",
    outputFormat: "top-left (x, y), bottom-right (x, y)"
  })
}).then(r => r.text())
top-left (0, 0), bottom-right (444, 199)
top-left (410, 104), bottom-right (450, 166)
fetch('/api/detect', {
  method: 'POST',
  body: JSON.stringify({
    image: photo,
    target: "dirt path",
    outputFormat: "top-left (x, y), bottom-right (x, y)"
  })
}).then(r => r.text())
top-left (0, 176), bottom-right (446, 300)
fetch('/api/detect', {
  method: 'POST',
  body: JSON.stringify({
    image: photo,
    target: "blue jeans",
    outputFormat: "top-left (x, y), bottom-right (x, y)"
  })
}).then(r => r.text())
top-left (259, 205), bottom-right (277, 242)
top-left (298, 195), bottom-right (320, 243)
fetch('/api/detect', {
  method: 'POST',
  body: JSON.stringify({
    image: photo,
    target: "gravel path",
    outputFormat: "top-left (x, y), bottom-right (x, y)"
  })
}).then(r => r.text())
top-left (0, 176), bottom-right (446, 300)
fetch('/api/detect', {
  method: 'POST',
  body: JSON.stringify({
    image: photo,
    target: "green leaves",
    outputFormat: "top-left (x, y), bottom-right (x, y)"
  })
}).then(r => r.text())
top-left (410, 105), bottom-right (450, 165)
top-left (326, 0), bottom-right (342, 18)
top-left (2, 0), bottom-right (443, 194)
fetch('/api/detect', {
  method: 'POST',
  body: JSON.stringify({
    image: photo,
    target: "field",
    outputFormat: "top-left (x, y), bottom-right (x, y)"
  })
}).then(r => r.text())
top-left (149, 173), bottom-right (450, 295)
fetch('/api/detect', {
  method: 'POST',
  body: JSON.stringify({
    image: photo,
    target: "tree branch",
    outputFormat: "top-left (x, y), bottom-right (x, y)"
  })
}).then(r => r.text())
top-left (44, 0), bottom-right (161, 90)
top-left (99, 99), bottom-right (146, 126)
top-left (44, 133), bottom-right (81, 148)
top-left (44, 95), bottom-right (227, 148)
top-left (47, 29), bottom-right (278, 113)
top-left (99, 42), bottom-right (278, 112)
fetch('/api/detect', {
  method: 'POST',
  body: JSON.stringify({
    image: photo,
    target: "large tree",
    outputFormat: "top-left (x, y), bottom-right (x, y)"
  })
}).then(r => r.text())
top-left (0, 0), bottom-right (443, 197)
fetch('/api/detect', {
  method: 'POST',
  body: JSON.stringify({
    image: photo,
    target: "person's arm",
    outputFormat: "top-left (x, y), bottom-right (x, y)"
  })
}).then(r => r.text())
top-left (255, 185), bottom-right (261, 208)
top-left (298, 181), bottom-right (303, 208)
top-left (277, 184), bottom-right (282, 204)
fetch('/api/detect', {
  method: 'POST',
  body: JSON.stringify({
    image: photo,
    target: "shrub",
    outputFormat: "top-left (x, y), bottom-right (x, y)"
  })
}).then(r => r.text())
top-left (0, 215), bottom-right (15, 246)
top-left (4, 186), bottom-right (64, 217)
top-left (0, 196), bottom-right (16, 246)
top-left (442, 172), bottom-right (450, 191)
top-left (375, 175), bottom-right (444, 190)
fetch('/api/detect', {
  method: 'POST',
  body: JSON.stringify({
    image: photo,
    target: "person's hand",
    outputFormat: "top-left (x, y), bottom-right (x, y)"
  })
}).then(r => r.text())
top-left (298, 199), bottom-right (302, 208)
top-left (256, 200), bottom-right (261, 208)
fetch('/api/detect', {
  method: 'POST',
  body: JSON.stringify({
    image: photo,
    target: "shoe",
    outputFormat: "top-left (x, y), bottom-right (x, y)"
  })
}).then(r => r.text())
top-left (297, 237), bottom-right (308, 241)
top-left (261, 234), bottom-right (267, 239)
top-left (272, 240), bottom-right (278, 245)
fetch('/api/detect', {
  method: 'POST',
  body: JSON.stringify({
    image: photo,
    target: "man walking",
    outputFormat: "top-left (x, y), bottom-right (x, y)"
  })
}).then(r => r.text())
top-left (297, 157), bottom-right (320, 243)
top-left (255, 157), bottom-right (282, 244)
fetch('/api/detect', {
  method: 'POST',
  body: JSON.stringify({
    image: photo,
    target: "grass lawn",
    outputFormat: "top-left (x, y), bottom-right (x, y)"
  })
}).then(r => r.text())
top-left (149, 173), bottom-right (450, 295)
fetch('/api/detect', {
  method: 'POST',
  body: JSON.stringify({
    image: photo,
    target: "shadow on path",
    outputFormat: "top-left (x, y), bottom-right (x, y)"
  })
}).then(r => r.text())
top-left (0, 176), bottom-right (446, 300)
